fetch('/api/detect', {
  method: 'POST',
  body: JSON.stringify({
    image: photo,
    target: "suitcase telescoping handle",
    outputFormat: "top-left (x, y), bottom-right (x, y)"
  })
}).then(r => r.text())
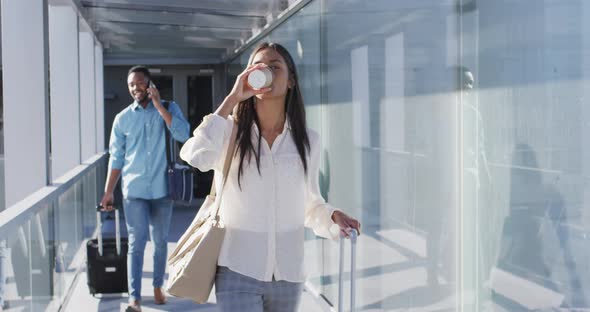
top-left (338, 229), bottom-right (358, 312)
top-left (95, 205), bottom-right (122, 257)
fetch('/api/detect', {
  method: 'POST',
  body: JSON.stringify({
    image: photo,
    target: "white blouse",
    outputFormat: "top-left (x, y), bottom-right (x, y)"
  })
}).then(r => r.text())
top-left (179, 113), bottom-right (340, 283)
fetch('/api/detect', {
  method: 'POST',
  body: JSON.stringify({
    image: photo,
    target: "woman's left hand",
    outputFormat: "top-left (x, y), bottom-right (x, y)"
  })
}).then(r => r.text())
top-left (331, 210), bottom-right (361, 238)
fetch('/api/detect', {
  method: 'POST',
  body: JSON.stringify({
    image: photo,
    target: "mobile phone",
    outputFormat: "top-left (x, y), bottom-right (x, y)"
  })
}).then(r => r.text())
top-left (147, 80), bottom-right (156, 95)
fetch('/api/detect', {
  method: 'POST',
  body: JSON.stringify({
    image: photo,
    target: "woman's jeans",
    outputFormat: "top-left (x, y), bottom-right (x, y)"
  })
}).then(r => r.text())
top-left (215, 266), bottom-right (303, 312)
top-left (123, 197), bottom-right (173, 301)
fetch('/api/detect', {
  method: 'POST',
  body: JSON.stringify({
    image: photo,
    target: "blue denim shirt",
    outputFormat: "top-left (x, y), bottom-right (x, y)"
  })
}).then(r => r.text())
top-left (108, 100), bottom-right (190, 199)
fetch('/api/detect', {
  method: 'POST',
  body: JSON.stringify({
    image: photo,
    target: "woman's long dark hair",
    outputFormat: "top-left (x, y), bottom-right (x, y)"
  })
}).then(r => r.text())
top-left (234, 42), bottom-right (310, 188)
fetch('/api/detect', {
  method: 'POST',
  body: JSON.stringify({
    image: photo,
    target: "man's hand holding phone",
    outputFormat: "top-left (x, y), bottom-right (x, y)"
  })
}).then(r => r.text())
top-left (147, 80), bottom-right (161, 104)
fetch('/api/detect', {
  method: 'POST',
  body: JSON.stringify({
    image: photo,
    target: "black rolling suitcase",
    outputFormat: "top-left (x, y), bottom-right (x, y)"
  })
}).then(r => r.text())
top-left (86, 205), bottom-right (128, 295)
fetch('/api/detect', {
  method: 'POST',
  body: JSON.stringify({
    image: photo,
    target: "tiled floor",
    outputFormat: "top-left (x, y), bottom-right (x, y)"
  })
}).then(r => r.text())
top-left (64, 269), bottom-right (325, 312)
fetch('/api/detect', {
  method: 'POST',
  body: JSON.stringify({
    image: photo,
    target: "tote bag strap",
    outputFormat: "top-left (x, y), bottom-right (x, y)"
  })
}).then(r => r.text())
top-left (209, 120), bottom-right (238, 217)
top-left (168, 119), bottom-right (237, 263)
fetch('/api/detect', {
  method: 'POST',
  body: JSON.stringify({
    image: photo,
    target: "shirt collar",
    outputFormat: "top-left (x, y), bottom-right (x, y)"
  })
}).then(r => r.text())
top-left (131, 100), bottom-right (153, 111)
top-left (252, 118), bottom-right (291, 135)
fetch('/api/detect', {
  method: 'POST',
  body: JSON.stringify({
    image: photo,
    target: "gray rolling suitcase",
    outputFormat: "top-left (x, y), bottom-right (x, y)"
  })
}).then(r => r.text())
top-left (338, 229), bottom-right (358, 312)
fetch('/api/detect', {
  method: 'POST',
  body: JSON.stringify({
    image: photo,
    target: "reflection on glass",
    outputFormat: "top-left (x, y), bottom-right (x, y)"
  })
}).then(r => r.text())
top-left (467, 1), bottom-right (590, 310)
top-left (489, 144), bottom-right (587, 309)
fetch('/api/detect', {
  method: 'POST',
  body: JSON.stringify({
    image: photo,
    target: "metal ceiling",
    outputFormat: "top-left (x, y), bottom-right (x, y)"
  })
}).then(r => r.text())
top-left (79, 0), bottom-right (291, 64)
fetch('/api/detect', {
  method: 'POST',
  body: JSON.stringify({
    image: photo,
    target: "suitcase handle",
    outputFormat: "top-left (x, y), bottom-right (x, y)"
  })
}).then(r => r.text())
top-left (338, 229), bottom-right (358, 312)
top-left (95, 205), bottom-right (122, 257)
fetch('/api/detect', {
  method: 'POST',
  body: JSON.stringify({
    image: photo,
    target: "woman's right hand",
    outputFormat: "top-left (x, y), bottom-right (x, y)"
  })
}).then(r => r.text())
top-left (218, 64), bottom-right (272, 116)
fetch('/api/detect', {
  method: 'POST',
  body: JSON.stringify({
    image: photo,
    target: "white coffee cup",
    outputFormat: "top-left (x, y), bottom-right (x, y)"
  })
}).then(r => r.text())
top-left (247, 67), bottom-right (273, 89)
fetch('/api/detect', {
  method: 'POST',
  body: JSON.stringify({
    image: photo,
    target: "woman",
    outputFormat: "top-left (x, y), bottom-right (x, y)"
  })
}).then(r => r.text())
top-left (180, 42), bottom-right (360, 312)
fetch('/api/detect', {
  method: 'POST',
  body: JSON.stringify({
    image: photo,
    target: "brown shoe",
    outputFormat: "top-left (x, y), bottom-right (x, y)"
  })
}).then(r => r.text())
top-left (154, 287), bottom-right (167, 305)
top-left (125, 300), bottom-right (141, 312)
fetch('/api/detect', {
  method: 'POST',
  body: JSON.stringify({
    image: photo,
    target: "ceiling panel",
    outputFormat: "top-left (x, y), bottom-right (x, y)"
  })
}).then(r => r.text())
top-left (80, 0), bottom-right (286, 64)
top-left (81, 0), bottom-right (275, 16)
top-left (96, 21), bottom-right (250, 40)
top-left (99, 32), bottom-right (237, 49)
top-left (87, 7), bottom-right (263, 29)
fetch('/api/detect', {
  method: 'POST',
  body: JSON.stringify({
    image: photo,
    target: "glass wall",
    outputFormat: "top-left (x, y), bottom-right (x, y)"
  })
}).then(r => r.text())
top-left (0, 71), bottom-right (6, 311)
top-left (229, 0), bottom-right (590, 310)
top-left (463, 0), bottom-right (590, 309)
top-left (319, 1), bottom-right (462, 309)
top-left (0, 158), bottom-right (106, 311)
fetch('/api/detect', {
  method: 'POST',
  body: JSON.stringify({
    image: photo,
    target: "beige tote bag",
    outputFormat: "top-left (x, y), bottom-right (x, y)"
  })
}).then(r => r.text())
top-left (166, 122), bottom-right (237, 303)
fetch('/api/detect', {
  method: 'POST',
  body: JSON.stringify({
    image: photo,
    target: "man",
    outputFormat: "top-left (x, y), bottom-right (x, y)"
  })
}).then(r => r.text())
top-left (100, 66), bottom-right (189, 312)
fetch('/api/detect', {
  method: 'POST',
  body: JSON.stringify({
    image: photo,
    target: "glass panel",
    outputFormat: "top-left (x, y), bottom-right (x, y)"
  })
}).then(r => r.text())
top-left (0, 158), bottom-right (106, 311)
top-left (83, 167), bottom-right (98, 239)
top-left (0, 70), bottom-right (5, 207)
top-left (0, 66), bottom-right (7, 312)
top-left (30, 205), bottom-right (55, 310)
top-left (320, 0), bottom-right (461, 310)
top-left (3, 220), bottom-right (33, 311)
top-left (4, 208), bottom-right (56, 312)
top-left (53, 183), bottom-right (82, 306)
top-left (0, 240), bottom-right (7, 310)
top-left (464, 0), bottom-right (590, 310)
